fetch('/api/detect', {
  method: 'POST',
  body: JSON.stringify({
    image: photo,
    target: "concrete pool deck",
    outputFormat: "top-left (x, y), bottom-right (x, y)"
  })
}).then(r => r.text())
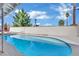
top-left (0, 39), bottom-right (22, 56)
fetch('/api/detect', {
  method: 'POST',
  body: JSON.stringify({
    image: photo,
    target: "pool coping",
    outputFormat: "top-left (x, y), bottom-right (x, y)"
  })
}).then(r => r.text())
top-left (27, 34), bottom-right (79, 46)
top-left (1, 32), bottom-right (79, 45)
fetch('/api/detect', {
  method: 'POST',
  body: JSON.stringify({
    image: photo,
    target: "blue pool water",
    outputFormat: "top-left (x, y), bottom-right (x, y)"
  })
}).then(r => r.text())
top-left (3, 34), bottom-right (72, 56)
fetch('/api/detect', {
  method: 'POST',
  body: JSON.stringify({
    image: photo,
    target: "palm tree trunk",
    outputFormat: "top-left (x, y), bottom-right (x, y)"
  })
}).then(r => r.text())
top-left (72, 3), bottom-right (76, 25)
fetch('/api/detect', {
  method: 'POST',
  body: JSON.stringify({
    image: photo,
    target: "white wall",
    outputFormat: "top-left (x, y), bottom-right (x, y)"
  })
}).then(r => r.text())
top-left (10, 26), bottom-right (78, 36)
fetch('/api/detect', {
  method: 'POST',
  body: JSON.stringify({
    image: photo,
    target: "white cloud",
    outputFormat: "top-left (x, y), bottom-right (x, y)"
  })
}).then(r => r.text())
top-left (27, 11), bottom-right (46, 19)
top-left (15, 9), bottom-right (19, 13)
top-left (56, 11), bottom-right (72, 20)
top-left (57, 3), bottom-right (73, 12)
top-left (44, 23), bottom-right (52, 26)
top-left (36, 15), bottom-right (51, 19)
top-left (15, 10), bottom-right (53, 20)
top-left (27, 10), bottom-right (53, 20)
top-left (49, 4), bottom-right (72, 20)
top-left (49, 3), bottom-right (72, 12)
top-left (15, 9), bottom-right (22, 13)
top-left (56, 15), bottom-right (67, 20)
top-left (0, 23), bottom-right (1, 26)
top-left (36, 23), bottom-right (40, 25)
top-left (55, 3), bottom-right (73, 20)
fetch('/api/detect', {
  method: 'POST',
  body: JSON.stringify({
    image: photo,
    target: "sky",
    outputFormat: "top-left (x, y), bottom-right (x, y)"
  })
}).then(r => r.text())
top-left (1, 3), bottom-right (79, 26)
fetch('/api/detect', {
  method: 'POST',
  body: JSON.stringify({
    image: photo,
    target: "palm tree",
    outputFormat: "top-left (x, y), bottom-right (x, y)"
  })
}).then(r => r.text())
top-left (65, 12), bottom-right (69, 26)
top-left (13, 9), bottom-right (32, 27)
top-left (59, 19), bottom-right (64, 26)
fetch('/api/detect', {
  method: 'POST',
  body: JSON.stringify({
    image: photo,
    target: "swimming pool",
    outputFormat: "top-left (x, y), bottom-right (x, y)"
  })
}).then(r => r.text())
top-left (3, 34), bottom-right (72, 56)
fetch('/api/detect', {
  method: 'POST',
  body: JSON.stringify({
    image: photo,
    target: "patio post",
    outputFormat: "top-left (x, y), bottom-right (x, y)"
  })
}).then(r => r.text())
top-left (1, 7), bottom-right (4, 53)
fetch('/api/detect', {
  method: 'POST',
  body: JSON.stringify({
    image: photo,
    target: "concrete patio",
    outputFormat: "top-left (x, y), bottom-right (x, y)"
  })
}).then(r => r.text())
top-left (0, 39), bottom-right (22, 56)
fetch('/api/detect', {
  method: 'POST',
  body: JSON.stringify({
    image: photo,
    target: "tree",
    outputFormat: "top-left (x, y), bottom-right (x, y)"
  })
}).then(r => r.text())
top-left (59, 20), bottom-right (64, 26)
top-left (65, 12), bottom-right (69, 26)
top-left (13, 9), bottom-right (32, 27)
